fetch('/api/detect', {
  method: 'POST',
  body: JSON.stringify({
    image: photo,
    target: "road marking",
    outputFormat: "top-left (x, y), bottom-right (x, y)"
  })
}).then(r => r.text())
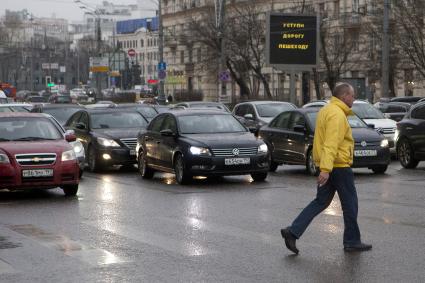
top-left (84, 220), bottom-right (216, 257)
top-left (8, 224), bottom-right (128, 266)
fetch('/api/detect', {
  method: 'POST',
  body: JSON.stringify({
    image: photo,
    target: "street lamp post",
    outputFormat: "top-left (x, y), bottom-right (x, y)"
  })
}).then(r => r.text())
top-left (157, 0), bottom-right (166, 105)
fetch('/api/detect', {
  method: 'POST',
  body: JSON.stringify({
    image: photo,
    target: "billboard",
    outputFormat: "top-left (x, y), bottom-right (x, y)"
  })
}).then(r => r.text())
top-left (266, 13), bottom-right (319, 69)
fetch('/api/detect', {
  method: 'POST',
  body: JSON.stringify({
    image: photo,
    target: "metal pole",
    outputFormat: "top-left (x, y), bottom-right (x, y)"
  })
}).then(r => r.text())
top-left (216, 0), bottom-right (226, 103)
top-left (157, 0), bottom-right (166, 105)
top-left (290, 70), bottom-right (296, 105)
top-left (96, 16), bottom-right (102, 102)
top-left (381, 0), bottom-right (390, 98)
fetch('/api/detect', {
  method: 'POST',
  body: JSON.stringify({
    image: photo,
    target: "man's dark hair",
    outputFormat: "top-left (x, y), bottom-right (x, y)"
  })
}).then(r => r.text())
top-left (332, 83), bottom-right (353, 98)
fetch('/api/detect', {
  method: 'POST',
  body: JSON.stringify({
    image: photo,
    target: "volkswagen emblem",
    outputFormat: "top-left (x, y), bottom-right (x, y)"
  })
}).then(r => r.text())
top-left (232, 148), bottom-right (240, 156)
top-left (361, 141), bottom-right (367, 147)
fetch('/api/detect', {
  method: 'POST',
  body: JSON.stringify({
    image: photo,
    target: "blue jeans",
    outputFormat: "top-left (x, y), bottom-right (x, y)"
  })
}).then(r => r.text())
top-left (288, 167), bottom-right (361, 247)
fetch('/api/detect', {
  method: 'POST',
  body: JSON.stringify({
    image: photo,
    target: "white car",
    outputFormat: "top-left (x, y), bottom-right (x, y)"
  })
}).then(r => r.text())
top-left (303, 100), bottom-right (397, 152)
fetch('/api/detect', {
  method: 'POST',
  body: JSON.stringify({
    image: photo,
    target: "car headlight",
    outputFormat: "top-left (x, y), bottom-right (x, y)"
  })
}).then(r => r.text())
top-left (97, 137), bottom-right (120, 147)
top-left (72, 141), bottom-right (84, 155)
top-left (258, 143), bottom-right (268, 154)
top-left (380, 139), bottom-right (389, 148)
top-left (190, 146), bottom-right (211, 156)
top-left (0, 153), bottom-right (10, 164)
top-left (394, 129), bottom-right (399, 142)
top-left (62, 150), bottom-right (76, 161)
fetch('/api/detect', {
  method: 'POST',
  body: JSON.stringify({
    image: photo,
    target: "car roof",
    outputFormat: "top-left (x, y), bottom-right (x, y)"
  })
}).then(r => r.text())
top-left (0, 112), bottom-right (47, 118)
top-left (37, 104), bottom-right (83, 109)
top-left (0, 103), bottom-right (32, 107)
top-left (236, 100), bottom-right (295, 105)
top-left (83, 108), bottom-right (142, 114)
top-left (165, 109), bottom-right (231, 117)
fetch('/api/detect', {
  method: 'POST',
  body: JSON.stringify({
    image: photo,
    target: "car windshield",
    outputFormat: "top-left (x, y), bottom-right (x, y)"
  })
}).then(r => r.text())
top-left (56, 96), bottom-right (72, 103)
top-left (306, 112), bottom-right (367, 130)
top-left (0, 117), bottom-right (63, 141)
top-left (352, 103), bottom-right (385, 119)
top-left (256, 103), bottom-right (295, 117)
top-left (10, 106), bottom-right (31, 112)
top-left (28, 96), bottom-right (47, 102)
top-left (91, 112), bottom-right (148, 129)
top-left (45, 108), bottom-right (82, 125)
top-left (178, 114), bottom-right (247, 134)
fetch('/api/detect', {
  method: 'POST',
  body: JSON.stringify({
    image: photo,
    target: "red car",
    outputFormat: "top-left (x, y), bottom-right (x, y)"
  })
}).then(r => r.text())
top-left (0, 113), bottom-right (80, 196)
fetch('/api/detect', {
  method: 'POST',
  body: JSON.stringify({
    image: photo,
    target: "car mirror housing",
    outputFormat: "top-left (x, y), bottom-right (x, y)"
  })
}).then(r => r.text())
top-left (293, 125), bottom-right (306, 133)
top-left (160, 129), bottom-right (176, 137)
top-left (75, 122), bottom-right (86, 130)
top-left (244, 114), bottom-right (254, 120)
top-left (367, 123), bottom-right (375, 129)
top-left (65, 131), bottom-right (77, 142)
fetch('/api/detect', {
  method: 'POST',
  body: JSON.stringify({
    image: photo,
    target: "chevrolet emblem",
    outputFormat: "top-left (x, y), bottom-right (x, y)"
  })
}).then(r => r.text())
top-left (32, 157), bottom-right (41, 162)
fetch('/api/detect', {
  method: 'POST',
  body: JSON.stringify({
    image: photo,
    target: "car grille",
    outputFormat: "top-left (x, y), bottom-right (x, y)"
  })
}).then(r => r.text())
top-left (354, 141), bottom-right (381, 147)
top-left (380, 127), bottom-right (396, 134)
top-left (120, 138), bottom-right (137, 150)
top-left (14, 153), bottom-right (57, 166)
top-left (211, 147), bottom-right (258, 157)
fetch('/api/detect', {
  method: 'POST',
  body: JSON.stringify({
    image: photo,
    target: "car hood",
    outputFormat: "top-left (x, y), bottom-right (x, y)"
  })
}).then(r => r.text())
top-left (0, 140), bottom-right (71, 155)
top-left (351, 127), bottom-right (384, 143)
top-left (362, 118), bottom-right (396, 129)
top-left (181, 132), bottom-right (263, 148)
top-left (93, 128), bottom-right (144, 139)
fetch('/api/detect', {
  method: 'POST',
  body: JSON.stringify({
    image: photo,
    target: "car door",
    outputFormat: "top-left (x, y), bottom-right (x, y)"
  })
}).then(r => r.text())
top-left (264, 111), bottom-right (292, 163)
top-left (157, 114), bottom-right (178, 169)
top-left (144, 115), bottom-right (165, 166)
top-left (410, 104), bottom-right (425, 155)
top-left (76, 112), bottom-right (92, 153)
top-left (286, 112), bottom-right (309, 163)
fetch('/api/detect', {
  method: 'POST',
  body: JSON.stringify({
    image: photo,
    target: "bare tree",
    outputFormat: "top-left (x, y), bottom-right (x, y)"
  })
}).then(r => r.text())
top-left (392, 0), bottom-right (425, 80)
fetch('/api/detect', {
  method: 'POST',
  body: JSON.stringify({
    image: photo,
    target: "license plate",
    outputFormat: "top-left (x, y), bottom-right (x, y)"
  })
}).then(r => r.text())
top-left (130, 149), bottom-right (136, 156)
top-left (354, 150), bottom-right (377, 157)
top-left (22, 169), bottom-right (54, 178)
top-left (224, 158), bottom-right (250, 165)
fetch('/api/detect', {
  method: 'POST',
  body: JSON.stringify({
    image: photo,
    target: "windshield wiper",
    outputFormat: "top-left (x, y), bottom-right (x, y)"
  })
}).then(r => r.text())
top-left (13, 137), bottom-right (57, 141)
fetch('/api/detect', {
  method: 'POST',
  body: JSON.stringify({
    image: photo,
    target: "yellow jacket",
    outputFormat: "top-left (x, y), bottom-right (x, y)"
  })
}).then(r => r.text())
top-left (313, 96), bottom-right (354, 173)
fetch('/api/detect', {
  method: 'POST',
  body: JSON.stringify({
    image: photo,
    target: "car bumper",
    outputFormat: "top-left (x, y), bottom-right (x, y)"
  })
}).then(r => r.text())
top-left (0, 161), bottom-right (79, 190)
top-left (185, 154), bottom-right (269, 176)
top-left (352, 146), bottom-right (391, 168)
top-left (97, 147), bottom-right (137, 165)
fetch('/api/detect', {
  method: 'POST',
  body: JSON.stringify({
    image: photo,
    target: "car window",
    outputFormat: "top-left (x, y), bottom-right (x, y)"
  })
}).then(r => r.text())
top-left (79, 112), bottom-right (89, 127)
top-left (270, 111), bottom-right (291, 129)
top-left (288, 112), bottom-right (306, 130)
top-left (178, 114), bottom-right (246, 134)
top-left (160, 115), bottom-right (177, 132)
top-left (67, 112), bottom-right (83, 128)
top-left (234, 104), bottom-right (247, 116)
top-left (256, 103), bottom-right (295, 118)
top-left (386, 104), bottom-right (407, 113)
top-left (44, 108), bottom-right (82, 125)
top-left (137, 107), bottom-right (158, 119)
top-left (0, 107), bottom-right (13, 113)
top-left (411, 105), bottom-right (425, 120)
top-left (306, 112), bottom-right (367, 129)
top-left (149, 115), bottom-right (166, 132)
top-left (246, 105), bottom-right (256, 117)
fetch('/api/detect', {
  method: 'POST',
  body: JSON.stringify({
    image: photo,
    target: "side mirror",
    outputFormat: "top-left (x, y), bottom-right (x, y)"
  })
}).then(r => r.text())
top-left (367, 123), bottom-right (375, 129)
top-left (244, 113), bottom-right (254, 120)
top-left (75, 122), bottom-right (86, 130)
top-left (160, 129), bottom-right (176, 136)
top-left (64, 130), bottom-right (77, 142)
top-left (293, 125), bottom-right (306, 133)
top-left (248, 127), bottom-right (257, 133)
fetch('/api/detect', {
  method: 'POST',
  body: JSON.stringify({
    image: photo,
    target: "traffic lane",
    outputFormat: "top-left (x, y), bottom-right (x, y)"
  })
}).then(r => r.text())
top-left (0, 161), bottom-right (424, 282)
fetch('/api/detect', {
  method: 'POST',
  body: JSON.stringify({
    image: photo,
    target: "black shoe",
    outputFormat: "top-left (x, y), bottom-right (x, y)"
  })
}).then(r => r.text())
top-left (344, 243), bottom-right (372, 252)
top-left (280, 228), bottom-right (299, 254)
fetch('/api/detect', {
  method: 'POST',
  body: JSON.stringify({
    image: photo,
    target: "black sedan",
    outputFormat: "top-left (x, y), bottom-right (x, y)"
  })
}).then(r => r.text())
top-left (136, 110), bottom-right (269, 184)
top-left (396, 101), bottom-right (425, 168)
top-left (31, 103), bottom-right (84, 126)
top-left (65, 108), bottom-right (148, 172)
top-left (259, 108), bottom-right (391, 175)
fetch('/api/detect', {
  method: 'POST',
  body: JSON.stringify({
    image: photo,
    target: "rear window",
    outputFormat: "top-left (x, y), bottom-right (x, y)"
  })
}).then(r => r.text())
top-left (91, 112), bottom-right (148, 129)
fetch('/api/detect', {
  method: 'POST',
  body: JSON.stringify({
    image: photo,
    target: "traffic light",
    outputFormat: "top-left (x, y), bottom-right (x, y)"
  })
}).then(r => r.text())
top-left (46, 76), bottom-right (52, 87)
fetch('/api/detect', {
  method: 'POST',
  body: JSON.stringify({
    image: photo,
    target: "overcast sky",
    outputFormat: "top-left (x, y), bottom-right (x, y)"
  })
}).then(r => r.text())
top-left (2, 0), bottom-right (157, 22)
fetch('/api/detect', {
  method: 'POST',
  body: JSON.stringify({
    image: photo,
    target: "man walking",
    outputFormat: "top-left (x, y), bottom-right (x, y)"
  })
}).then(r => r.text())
top-left (281, 83), bottom-right (372, 254)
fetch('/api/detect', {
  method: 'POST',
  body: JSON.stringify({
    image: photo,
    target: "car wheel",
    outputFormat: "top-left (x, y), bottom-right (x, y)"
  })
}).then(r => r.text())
top-left (251, 172), bottom-right (268, 182)
top-left (268, 154), bottom-right (279, 172)
top-left (174, 153), bottom-right (191, 185)
top-left (79, 169), bottom-right (83, 178)
top-left (371, 165), bottom-right (388, 174)
top-left (138, 151), bottom-right (154, 179)
top-left (88, 146), bottom-right (103, 172)
top-left (306, 149), bottom-right (318, 176)
top-left (397, 138), bottom-right (419, 169)
top-left (62, 184), bottom-right (78, 196)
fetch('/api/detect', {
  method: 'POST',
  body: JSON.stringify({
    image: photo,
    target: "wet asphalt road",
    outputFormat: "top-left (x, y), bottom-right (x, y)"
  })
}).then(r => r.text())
top-left (0, 161), bottom-right (424, 282)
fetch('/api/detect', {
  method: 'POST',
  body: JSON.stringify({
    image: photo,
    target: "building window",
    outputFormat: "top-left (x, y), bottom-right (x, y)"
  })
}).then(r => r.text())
top-left (188, 48), bottom-right (193, 63)
top-left (334, 0), bottom-right (340, 17)
top-left (180, 50), bottom-right (184, 64)
top-left (141, 39), bottom-right (144, 47)
top-left (197, 48), bottom-right (201, 63)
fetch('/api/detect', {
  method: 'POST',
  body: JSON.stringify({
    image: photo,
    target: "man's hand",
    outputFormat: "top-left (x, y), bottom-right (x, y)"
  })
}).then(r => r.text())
top-left (317, 172), bottom-right (329, 187)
